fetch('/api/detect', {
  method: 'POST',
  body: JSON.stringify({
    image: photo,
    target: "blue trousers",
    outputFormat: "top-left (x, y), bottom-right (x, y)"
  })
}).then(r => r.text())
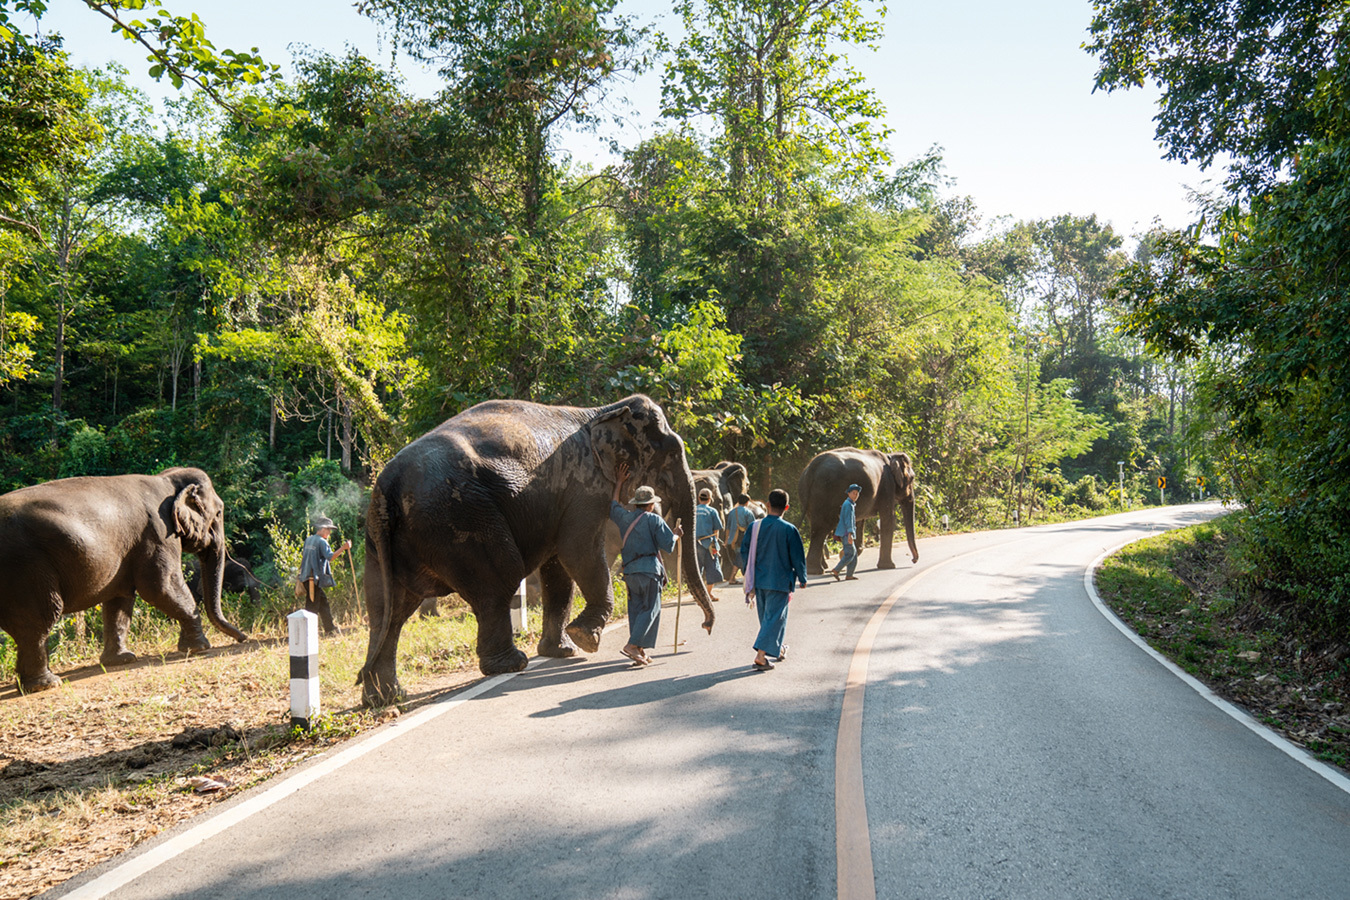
top-left (753, 589), bottom-right (790, 658)
top-left (625, 574), bottom-right (662, 649)
top-left (697, 540), bottom-right (724, 584)
top-left (830, 538), bottom-right (858, 576)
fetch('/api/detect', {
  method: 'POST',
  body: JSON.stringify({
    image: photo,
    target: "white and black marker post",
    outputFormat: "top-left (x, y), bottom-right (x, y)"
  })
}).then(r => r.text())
top-left (510, 578), bottom-right (528, 633)
top-left (288, 609), bottom-right (320, 730)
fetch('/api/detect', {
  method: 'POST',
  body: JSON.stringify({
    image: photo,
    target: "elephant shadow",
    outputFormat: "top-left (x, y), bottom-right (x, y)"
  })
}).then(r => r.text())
top-left (522, 663), bottom-right (760, 718)
top-left (0, 637), bottom-right (278, 703)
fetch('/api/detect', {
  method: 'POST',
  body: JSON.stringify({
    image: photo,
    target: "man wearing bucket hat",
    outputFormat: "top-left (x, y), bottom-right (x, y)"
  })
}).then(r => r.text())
top-left (829, 484), bottom-right (862, 582)
top-left (298, 515), bottom-right (352, 635)
top-left (610, 463), bottom-right (682, 666)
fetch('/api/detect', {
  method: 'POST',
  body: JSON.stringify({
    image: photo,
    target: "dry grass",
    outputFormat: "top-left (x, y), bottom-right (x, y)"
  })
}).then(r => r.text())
top-left (0, 580), bottom-right (636, 899)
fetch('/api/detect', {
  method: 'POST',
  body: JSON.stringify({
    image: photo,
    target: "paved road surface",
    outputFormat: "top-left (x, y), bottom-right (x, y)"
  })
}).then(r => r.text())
top-left (49, 504), bottom-right (1350, 899)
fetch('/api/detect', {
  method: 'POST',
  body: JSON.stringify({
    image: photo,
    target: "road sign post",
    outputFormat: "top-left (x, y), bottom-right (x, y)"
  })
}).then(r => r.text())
top-left (1157, 475), bottom-right (1166, 506)
top-left (288, 610), bottom-right (319, 731)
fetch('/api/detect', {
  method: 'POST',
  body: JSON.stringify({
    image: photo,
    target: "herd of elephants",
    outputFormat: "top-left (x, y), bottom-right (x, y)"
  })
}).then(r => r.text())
top-left (0, 395), bottom-right (919, 706)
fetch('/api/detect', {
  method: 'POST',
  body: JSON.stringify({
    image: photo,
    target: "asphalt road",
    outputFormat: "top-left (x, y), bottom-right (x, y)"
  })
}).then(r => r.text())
top-left (49, 504), bottom-right (1350, 899)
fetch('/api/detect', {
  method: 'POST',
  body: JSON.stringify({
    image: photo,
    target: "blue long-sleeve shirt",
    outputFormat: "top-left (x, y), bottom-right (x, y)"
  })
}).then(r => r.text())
top-left (834, 496), bottom-right (857, 538)
top-left (695, 503), bottom-right (724, 549)
top-left (739, 514), bottom-right (808, 593)
top-left (611, 501), bottom-right (678, 580)
top-left (299, 534), bottom-right (337, 589)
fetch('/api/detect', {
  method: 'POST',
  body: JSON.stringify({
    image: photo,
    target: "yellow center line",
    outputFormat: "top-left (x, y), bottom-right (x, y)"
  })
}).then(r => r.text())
top-left (836, 539), bottom-right (1035, 900)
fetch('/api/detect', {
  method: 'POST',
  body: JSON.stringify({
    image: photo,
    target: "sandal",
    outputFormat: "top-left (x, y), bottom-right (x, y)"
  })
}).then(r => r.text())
top-left (831, 571), bottom-right (842, 582)
top-left (621, 647), bottom-right (649, 666)
top-left (752, 660), bottom-right (775, 671)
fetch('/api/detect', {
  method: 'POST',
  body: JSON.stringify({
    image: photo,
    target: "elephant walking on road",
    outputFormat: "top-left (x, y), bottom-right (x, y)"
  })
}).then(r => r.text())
top-left (0, 467), bottom-right (248, 693)
top-left (358, 394), bottom-right (717, 707)
top-left (798, 448), bottom-right (920, 575)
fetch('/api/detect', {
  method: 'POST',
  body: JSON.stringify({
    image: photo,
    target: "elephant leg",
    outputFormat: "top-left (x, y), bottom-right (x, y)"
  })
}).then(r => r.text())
top-left (536, 556), bottom-right (578, 659)
top-left (878, 518), bottom-right (896, 569)
top-left (100, 596), bottom-right (140, 665)
top-left (558, 548), bottom-right (614, 654)
top-left (806, 527), bottom-right (828, 575)
top-left (360, 578), bottom-right (420, 707)
top-left (11, 602), bottom-right (62, 693)
top-left (461, 589), bottom-right (529, 676)
top-left (417, 597), bottom-right (441, 618)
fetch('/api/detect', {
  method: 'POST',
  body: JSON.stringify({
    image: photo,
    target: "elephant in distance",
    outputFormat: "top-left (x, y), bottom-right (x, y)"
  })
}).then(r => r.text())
top-left (798, 448), bottom-right (919, 575)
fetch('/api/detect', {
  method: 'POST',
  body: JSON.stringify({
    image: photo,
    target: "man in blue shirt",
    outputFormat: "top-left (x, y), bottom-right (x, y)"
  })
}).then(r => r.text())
top-left (299, 516), bottom-right (352, 635)
top-left (694, 488), bottom-right (725, 586)
top-left (739, 488), bottom-right (808, 671)
top-left (610, 463), bottom-right (682, 666)
top-left (829, 483), bottom-right (862, 582)
top-left (723, 493), bottom-right (757, 585)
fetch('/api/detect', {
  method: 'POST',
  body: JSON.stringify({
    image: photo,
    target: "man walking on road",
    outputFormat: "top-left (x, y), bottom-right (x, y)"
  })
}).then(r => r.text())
top-left (724, 493), bottom-right (756, 585)
top-left (299, 516), bottom-right (351, 635)
top-left (829, 484), bottom-right (861, 581)
top-left (739, 488), bottom-right (807, 671)
top-left (610, 463), bottom-right (682, 666)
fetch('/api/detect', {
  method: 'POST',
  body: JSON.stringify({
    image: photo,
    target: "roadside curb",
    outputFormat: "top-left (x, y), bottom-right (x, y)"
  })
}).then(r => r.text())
top-left (1085, 537), bottom-right (1350, 798)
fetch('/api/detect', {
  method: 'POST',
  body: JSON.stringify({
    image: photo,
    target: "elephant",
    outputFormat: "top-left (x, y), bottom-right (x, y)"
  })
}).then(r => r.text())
top-left (184, 555), bottom-right (267, 607)
top-left (0, 467), bottom-right (248, 693)
top-left (691, 461), bottom-right (750, 572)
top-left (798, 448), bottom-right (920, 575)
top-left (358, 394), bottom-right (717, 707)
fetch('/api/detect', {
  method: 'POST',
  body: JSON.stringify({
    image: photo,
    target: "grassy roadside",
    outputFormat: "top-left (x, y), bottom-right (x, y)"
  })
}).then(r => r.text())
top-left (0, 586), bottom-right (637, 899)
top-left (1095, 516), bottom-right (1350, 772)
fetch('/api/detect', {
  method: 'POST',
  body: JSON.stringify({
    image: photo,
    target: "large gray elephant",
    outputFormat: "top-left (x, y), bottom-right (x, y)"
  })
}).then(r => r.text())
top-left (0, 467), bottom-right (248, 693)
top-left (358, 394), bottom-right (716, 707)
top-left (798, 448), bottom-right (920, 575)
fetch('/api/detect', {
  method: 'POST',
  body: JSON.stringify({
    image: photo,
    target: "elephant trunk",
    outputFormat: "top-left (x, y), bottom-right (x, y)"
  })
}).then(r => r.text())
top-left (902, 496), bottom-right (919, 564)
top-left (200, 536), bottom-right (247, 642)
top-left (672, 471), bottom-right (716, 634)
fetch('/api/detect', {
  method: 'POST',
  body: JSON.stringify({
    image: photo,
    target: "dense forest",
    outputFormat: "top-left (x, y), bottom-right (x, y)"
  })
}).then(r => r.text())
top-left (0, 1), bottom-right (1215, 592)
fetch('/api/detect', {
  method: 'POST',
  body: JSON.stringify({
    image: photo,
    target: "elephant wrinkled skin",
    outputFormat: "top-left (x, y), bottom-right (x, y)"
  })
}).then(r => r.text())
top-left (358, 394), bottom-right (716, 707)
top-left (0, 467), bottom-right (247, 693)
top-left (798, 448), bottom-right (919, 575)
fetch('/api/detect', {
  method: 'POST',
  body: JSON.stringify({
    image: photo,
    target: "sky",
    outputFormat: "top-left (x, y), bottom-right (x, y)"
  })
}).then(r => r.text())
top-left (36, 0), bottom-right (1219, 240)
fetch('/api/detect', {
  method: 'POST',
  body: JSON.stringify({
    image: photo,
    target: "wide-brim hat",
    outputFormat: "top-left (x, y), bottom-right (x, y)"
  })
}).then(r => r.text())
top-left (312, 516), bottom-right (336, 530)
top-left (629, 485), bottom-right (660, 506)
top-left (847, 484), bottom-right (861, 494)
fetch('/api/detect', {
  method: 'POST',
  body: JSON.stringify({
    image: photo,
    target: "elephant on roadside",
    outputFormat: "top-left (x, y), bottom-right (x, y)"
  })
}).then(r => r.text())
top-left (185, 555), bottom-right (267, 607)
top-left (798, 448), bottom-right (920, 575)
top-left (0, 467), bottom-right (248, 693)
top-left (358, 394), bottom-right (717, 707)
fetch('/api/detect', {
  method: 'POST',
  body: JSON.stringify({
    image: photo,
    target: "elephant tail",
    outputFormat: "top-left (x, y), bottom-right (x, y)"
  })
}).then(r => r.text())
top-left (357, 488), bottom-right (396, 687)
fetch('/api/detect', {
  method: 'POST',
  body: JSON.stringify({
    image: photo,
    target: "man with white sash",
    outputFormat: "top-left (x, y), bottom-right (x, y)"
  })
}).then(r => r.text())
top-left (739, 488), bottom-right (808, 671)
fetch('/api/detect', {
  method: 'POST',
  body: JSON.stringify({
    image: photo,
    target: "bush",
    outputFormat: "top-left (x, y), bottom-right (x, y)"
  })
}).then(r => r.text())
top-left (59, 425), bottom-right (111, 477)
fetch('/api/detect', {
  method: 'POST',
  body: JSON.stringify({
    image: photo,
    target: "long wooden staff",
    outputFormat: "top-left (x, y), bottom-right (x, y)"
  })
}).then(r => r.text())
top-left (346, 543), bottom-right (361, 615)
top-left (673, 518), bottom-right (683, 654)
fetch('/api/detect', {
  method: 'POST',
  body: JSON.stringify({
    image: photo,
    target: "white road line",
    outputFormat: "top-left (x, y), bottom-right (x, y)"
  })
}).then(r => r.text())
top-left (58, 621), bottom-right (630, 900)
top-left (1085, 538), bottom-right (1350, 796)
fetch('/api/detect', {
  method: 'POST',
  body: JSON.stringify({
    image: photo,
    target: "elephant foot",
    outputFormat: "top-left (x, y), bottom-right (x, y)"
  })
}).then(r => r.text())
top-left (18, 671), bottom-right (62, 694)
top-left (877, 560), bottom-right (896, 570)
top-left (177, 635), bottom-right (211, 653)
top-left (479, 646), bottom-right (529, 676)
top-left (564, 622), bottom-right (602, 654)
top-left (101, 650), bottom-right (138, 667)
top-left (359, 668), bottom-right (405, 708)
top-left (537, 634), bottom-right (578, 659)
top-left (807, 564), bottom-right (826, 576)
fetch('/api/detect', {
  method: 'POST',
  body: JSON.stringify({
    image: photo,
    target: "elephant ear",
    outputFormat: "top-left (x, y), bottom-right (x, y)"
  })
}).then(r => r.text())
top-left (173, 483), bottom-right (213, 548)
top-left (721, 462), bottom-right (748, 497)
top-left (588, 405), bottom-right (638, 481)
top-left (889, 453), bottom-right (916, 501)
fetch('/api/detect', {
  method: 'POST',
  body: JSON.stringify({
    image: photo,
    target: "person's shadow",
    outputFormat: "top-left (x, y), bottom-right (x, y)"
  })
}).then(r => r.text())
top-left (526, 664), bottom-right (759, 718)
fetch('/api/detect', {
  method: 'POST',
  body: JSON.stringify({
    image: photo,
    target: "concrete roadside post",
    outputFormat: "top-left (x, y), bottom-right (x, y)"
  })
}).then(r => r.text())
top-left (510, 578), bottom-right (528, 633)
top-left (288, 609), bottom-right (319, 731)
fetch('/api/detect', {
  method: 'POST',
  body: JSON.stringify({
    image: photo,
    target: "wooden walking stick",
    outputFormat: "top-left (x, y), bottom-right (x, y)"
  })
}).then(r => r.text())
top-left (673, 518), bottom-right (683, 654)
top-left (346, 544), bottom-right (361, 616)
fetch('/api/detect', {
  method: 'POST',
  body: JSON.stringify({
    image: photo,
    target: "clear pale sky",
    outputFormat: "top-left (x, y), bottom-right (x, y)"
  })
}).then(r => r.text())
top-left (38, 0), bottom-right (1215, 239)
